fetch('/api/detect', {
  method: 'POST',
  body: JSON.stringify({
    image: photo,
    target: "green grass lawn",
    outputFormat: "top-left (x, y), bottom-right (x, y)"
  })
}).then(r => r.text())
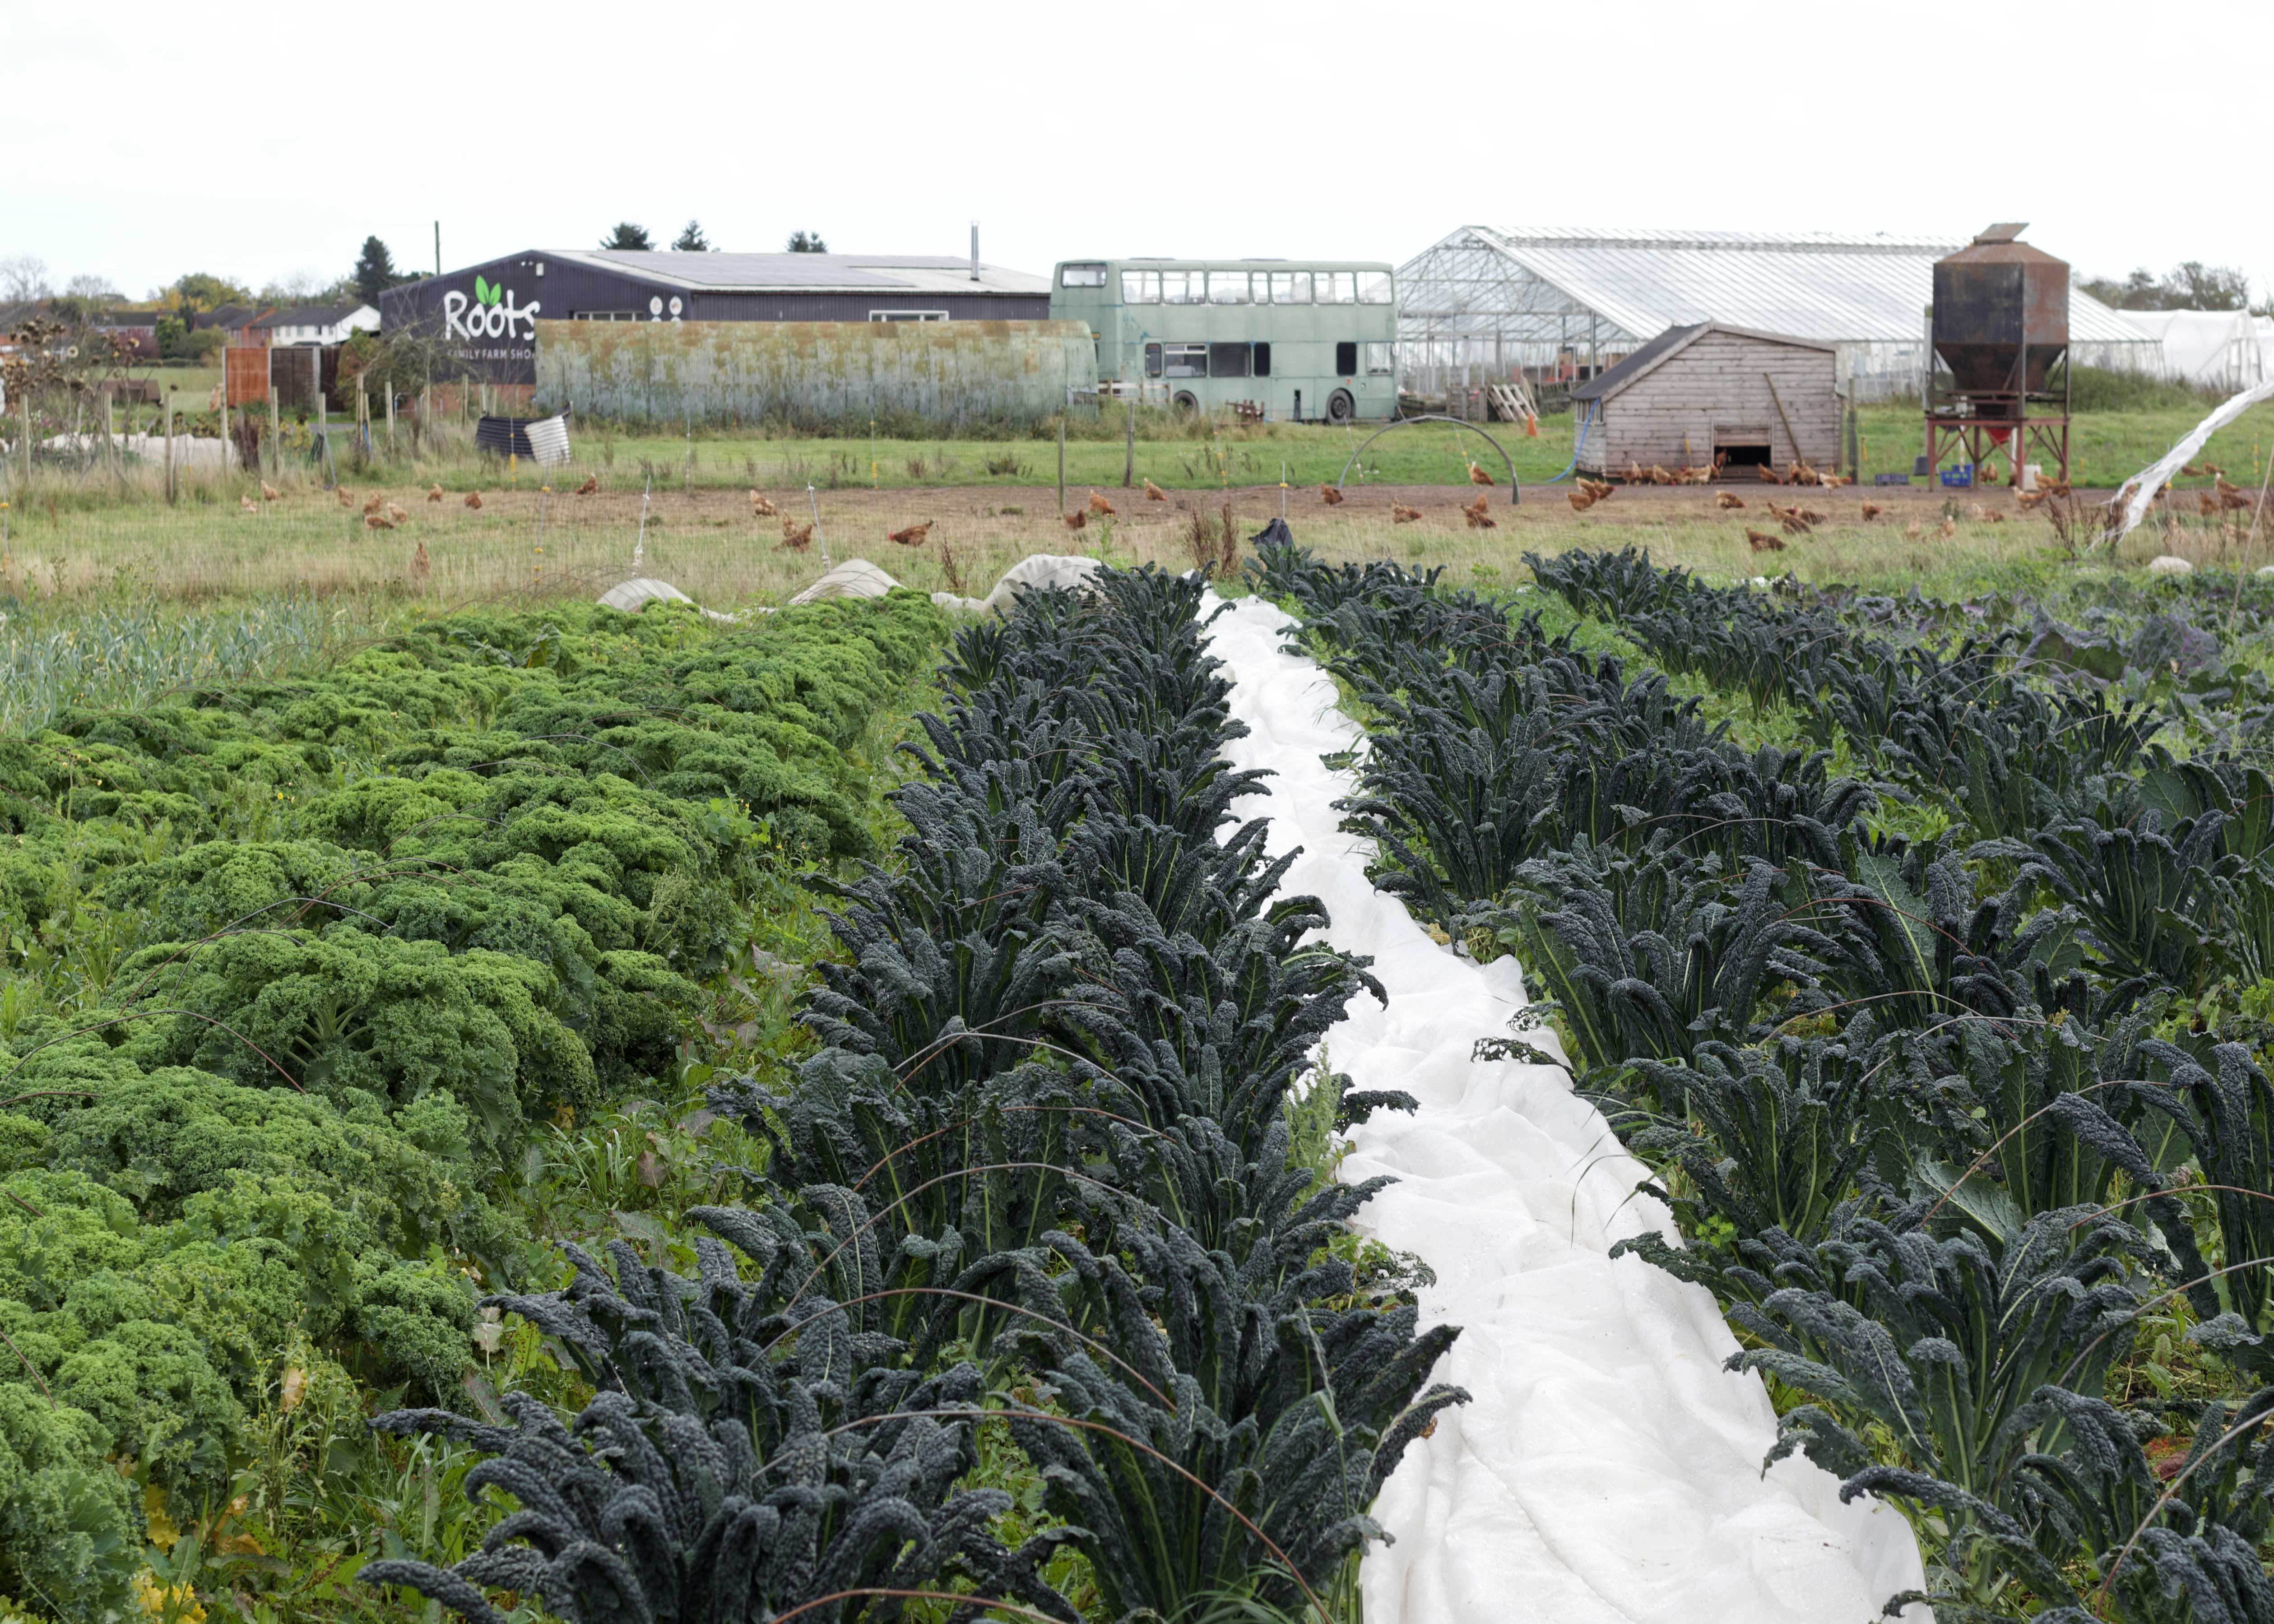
top-left (570, 400), bottom-right (2274, 493)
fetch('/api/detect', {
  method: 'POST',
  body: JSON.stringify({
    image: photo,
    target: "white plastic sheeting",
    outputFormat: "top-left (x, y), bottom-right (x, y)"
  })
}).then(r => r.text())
top-left (1202, 593), bottom-right (1930, 1624)
top-left (2109, 377), bottom-right (2274, 542)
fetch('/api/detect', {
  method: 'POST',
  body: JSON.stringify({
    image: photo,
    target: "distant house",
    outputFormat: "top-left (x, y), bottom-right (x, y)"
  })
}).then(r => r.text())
top-left (251, 302), bottom-right (379, 347)
top-left (195, 305), bottom-right (273, 346)
top-left (88, 309), bottom-right (166, 360)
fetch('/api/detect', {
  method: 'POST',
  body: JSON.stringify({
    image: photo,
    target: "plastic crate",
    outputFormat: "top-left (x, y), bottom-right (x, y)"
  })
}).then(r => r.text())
top-left (1938, 464), bottom-right (1974, 489)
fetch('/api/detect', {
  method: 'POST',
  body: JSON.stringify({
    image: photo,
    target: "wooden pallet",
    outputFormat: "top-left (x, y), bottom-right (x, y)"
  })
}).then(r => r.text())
top-left (1487, 381), bottom-right (1538, 425)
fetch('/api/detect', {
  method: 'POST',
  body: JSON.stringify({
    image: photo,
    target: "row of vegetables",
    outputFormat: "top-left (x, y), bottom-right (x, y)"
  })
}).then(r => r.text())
top-left (368, 568), bottom-right (1462, 1622)
top-left (1250, 534), bottom-right (2274, 1622)
top-left (0, 595), bottom-right (945, 1614)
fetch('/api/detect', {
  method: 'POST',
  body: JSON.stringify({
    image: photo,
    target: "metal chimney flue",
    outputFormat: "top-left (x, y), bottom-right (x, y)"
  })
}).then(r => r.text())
top-left (970, 223), bottom-right (980, 282)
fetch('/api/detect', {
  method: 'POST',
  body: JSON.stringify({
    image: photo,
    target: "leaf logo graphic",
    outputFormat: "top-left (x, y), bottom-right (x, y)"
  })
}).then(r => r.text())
top-left (475, 276), bottom-right (494, 305)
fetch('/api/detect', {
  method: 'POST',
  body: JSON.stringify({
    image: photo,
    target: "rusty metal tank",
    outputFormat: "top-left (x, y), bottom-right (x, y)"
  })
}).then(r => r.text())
top-left (1931, 223), bottom-right (2070, 397)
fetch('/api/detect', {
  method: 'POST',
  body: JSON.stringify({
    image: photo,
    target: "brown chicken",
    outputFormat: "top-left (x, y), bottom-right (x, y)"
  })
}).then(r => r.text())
top-left (1904, 520), bottom-right (1923, 540)
top-left (427, 484), bottom-right (444, 502)
top-left (1780, 512), bottom-right (1814, 536)
top-left (1860, 502), bottom-right (1882, 521)
top-left (2181, 463), bottom-right (2206, 477)
top-left (2199, 493), bottom-right (2222, 517)
top-left (1062, 509), bottom-right (1087, 530)
top-left (2217, 478), bottom-right (2251, 510)
top-left (386, 503), bottom-right (408, 524)
top-left (2015, 489), bottom-right (2049, 510)
top-left (575, 475), bottom-right (599, 496)
top-left (1755, 464), bottom-right (1784, 484)
top-left (365, 513), bottom-right (394, 530)
top-left (1745, 528), bottom-right (1786, 553)
top-left (412, 540), bottom-right (430, 578)
top-left (240, 494), bottom-right (258, 511)
top-left (1462, 493), bottom-right (1494, 529)
top-left (1469, 462), bottom-right (1496, 487)
top-left (336, 487), bottom-right (353, 508)
top-left (2202, 463), bottom-right (2227, 478)
top-left (750, 492), bottom-right (778, 517)
top-left (1391, 504), bottom-right (1423, 524)
top-left (362, 494), bottom-right (384, 515)
top-left (1580, 478), bottom-right (1615, 502)
top-left (260, 481), bottom-right (279, 501)
top-left (780, 520), bottom-right (814, 551)
top-left (1716, 491), bottom-right (1746, 510)
top-left (1648, 465), bottom-right (1675, 486)
top-left (1320, 484), bottom-right (1345, 505)
top-left (1940, 517), bottom-right (1957, 539)
top-left (1088, 490), bottom-right (1115, 516)
top-left (1568, 489), bottom-right (1597, 513)
top-left (464, 491), bottom-right (483, 510)
top-left (1969, 504), bottom-right (2006, 524)
top-left (1143, 478), bottom-right (1167, 501)
top-left (1798, 507), bottom-right (1827, 525)
top-left (888, 520), bottom-right (933, 547)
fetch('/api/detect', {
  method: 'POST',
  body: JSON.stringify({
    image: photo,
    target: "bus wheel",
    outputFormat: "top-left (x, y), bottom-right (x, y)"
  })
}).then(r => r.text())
top-left (1326, 389), bottom-right (1355, 424)
top-left (1172, 390), bottom-right (1200, 415)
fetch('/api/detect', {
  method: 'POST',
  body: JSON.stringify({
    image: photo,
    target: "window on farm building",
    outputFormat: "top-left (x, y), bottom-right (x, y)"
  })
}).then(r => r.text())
top-left (1268, 271), bottom-right (1312, 304)
top-left (1208, 272), bottom-right (1251, 305)
top-left (869, 310), bottom-right (949, 321)
top-left (1164, 343), bottom-right (1208, 377)
top-left (1322, 273), bottom-right (1358, 304)
top-left (1253, 342), bottom-right (1272, 377)
top-left (1335, 341), bottom-right (1358, 375)
top-left (1060, 262), bottom-right (1107, 288)
top-left (1364, 342), bottom-right (1394, 375)
top-left (1209, 343), bottom-right (1250, 377)
top-left (1122, 269), bottom-right (1160, 303)
top-left (1360, 272), bottom-right (1394, 305)
top-left (1145, 343), bottom-right (1164, 377)
top-left (1163, 271), bottom-right (1205, 304)
top-left (573, 311), bottom-right (640, 320)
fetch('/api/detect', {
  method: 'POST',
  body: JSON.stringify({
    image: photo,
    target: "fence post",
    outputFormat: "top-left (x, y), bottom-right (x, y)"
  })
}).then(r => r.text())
top-left (1124, 393), bottom-right (1135, 488)
top-left (1057, 402), bottom-right (1066, 518)
top-left (269, 387), bottom-right (279, 479)
top-left (164, 389), bottom-right (175, 504)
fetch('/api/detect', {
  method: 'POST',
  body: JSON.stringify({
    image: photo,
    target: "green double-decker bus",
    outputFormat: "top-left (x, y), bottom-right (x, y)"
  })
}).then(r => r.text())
top-left (1049, 258), bottom-right (1398, 423)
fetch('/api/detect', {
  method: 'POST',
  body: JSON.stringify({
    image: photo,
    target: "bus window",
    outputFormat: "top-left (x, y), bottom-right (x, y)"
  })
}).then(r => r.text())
top-left (1145, 343), bottom-right (1164, 378)
top-left (1207, 272), bottom-right (1250, 305)
top-left (1163, 271), bottom-right (1205, 305)
top-left (1335, 341), bottom-right (1358, 376)
top-left (1123, 269), bottom-right (1161, 304)
top-left (1061, 262), bottom-right (1107, 288)
top-left (1165, 343), bottom-right (1208, 377)
top-left (1253, 342), bottom-right (1271, 378)
top-left (1209, 343), bottom-right (1250, 378)
top-left (1269, 270), bottom-right (1312, 304)
top-left (1322, 272), bottom-right (1358, 305)
top-left (1360, 271), bottom-right (1394, 304)
top-left (1364, 342), bottom-right (1394, 375)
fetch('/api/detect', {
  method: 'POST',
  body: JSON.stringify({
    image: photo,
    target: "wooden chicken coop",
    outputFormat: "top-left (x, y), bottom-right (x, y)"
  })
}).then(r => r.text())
top-left (1569, 323), bottom-right (1839, 478)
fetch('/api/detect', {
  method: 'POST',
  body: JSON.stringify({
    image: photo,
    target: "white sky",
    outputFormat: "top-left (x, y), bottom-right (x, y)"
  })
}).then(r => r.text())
top-left (3, 0), bottom-right (2268, 305)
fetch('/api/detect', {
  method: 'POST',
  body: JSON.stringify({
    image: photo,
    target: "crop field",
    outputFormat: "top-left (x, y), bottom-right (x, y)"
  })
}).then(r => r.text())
top-left (1256, 536), bottom-right (2274, 1621)
top-left (5, 376), bottom-right (2274, 1621)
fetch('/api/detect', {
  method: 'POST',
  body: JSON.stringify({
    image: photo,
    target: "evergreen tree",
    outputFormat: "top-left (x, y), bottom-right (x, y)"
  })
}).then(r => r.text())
top-left (600, 222), bottom-right (654, 251)
top-left (352, 237), bottom-right (400, 305)
top-left (786, 230), bottom-right (828, 254)
top-left (671, 219), bottom-right (712, 252)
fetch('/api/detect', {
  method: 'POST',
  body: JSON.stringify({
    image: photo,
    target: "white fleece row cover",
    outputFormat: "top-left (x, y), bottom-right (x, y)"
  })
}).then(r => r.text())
top-left (1201, 593), bottom-right (1931, 1624)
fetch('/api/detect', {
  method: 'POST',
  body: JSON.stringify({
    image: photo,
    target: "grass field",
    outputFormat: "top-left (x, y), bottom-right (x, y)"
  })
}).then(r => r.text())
top-left (4, 473), bottom-right (2267, 612)
top-left (561, 397), bottom-right (2274, 493)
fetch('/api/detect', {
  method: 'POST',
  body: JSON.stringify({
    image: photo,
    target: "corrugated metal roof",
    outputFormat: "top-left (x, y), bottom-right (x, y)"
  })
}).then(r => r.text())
top-left (539, 250), bottom-right (1048, 296)
top-left (1420, 226), bottom-right (2152, 346)
top-left (1570, 322), bottom-right (1835, 402)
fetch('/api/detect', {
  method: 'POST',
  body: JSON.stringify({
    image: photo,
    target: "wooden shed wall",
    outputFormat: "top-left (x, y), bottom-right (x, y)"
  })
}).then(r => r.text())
top-left (1576, 332), bottom-right (1838, 475)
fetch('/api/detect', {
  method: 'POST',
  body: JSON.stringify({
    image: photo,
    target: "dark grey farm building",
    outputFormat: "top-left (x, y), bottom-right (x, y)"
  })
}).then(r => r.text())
top-left (378, 249), bottom-right (1053, 384)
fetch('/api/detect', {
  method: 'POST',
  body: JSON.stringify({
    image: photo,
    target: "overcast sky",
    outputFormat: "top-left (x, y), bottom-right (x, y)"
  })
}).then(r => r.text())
top-left (4, 0), bottom-right (2267, 305)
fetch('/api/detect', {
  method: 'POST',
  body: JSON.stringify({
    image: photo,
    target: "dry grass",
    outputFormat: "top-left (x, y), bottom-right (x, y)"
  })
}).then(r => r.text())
top-left (2, 478), bottom-right (2267, 612)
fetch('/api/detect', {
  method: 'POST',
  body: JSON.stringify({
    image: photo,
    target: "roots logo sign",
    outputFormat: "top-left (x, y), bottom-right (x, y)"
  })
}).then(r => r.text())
top-left (442, 275), bottom-right (539, 340)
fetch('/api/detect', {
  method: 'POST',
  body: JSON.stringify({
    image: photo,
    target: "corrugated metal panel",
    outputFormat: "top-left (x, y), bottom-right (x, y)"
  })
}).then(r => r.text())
top-left (540, 250), bottom-right (1051, 295)
top-left (538, 318), bottom-right (1094, 428)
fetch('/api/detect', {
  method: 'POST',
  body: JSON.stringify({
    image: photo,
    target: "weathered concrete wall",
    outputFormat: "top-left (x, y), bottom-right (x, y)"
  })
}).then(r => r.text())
top-left (536, 319), bottom-right (1093, 428)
